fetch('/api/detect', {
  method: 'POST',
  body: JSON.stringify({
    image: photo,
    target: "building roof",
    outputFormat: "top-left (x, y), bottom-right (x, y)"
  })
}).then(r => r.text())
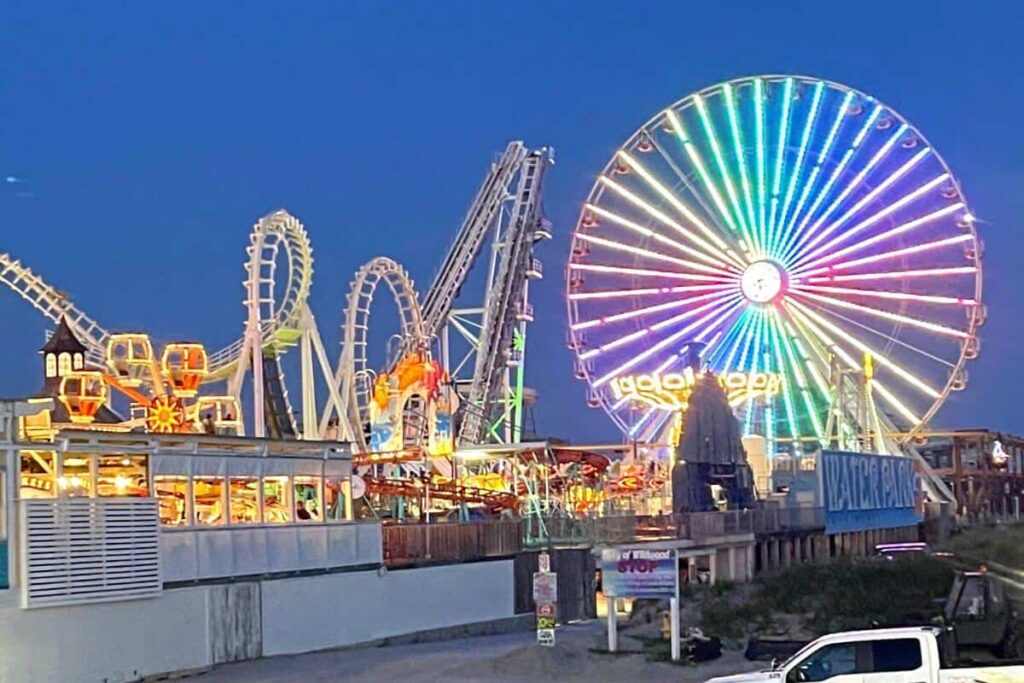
top-left (40, 317), bottom-right (88, 355)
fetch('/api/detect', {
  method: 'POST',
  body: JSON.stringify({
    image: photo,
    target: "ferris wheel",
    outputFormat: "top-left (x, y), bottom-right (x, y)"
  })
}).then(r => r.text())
top-left (567, 75), bottom-right (983, 450)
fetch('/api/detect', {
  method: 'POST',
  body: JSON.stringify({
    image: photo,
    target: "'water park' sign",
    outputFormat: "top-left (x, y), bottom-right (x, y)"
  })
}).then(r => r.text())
top-left (821, 450), bottom-right (921, 534)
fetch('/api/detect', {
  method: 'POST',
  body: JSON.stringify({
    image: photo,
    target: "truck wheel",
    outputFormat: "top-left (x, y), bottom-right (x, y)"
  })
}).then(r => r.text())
top-left (999, 625), bottom-right (1024, 660)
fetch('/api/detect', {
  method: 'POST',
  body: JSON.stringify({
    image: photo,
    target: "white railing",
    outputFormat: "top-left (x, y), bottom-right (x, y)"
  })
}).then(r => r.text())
top-left (20, 498), bottom-right (161, 608)
top-left (160, 521), bottom-right (383, 583)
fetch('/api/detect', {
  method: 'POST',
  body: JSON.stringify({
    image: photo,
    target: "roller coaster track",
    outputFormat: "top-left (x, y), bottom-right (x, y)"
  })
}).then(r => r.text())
top-left (420, 142), bottom-right (528, 338)
top-left (0, 253), bottom-right (109, 366)
top-left (320, 256), bottom-right (425, 451)
top-left (458, 149), bottom-right (551, 445)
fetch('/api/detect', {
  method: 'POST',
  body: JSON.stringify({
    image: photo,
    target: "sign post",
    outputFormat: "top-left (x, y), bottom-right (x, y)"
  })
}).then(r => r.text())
top-left (533, 553), bottom-right (557, 647)
top-left (601, 546), bottom-right (679, 659)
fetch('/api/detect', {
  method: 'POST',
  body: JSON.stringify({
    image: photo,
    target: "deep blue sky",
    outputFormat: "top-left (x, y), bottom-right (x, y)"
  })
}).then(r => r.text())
top-left (1, 2), bottom-right (1022, 441)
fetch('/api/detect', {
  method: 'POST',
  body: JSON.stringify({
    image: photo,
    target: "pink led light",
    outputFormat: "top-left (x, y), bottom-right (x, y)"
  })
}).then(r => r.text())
top-left (792, 284), bottom-right (976, 306)
top-left (569, 283), bottom-right (737, 301)
top-left (792, 203), bottom-right (965, 275)
top-left (806, 266), bottom-right (977, 282)
top-left (576, 233), bottom-right (736, 276)
top-left (568, 263), bottom-right (735, 282)
top-left (790, 290), bottom-right (971, 338)
top-left (796, 234), bottom-right (975, 277)
top-left (572, 289), bottom-right (738, 330)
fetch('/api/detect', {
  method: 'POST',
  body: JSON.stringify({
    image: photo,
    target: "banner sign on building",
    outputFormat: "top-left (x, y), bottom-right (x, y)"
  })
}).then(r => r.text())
top-left (600, 548), bottom-right (676, 598)
top-left (821, 450), bottom-right (922, 533)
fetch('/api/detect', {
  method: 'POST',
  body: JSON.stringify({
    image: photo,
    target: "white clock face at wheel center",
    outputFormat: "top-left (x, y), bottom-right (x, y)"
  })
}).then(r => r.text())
top-left (740, 261), bottom-right (785, 304)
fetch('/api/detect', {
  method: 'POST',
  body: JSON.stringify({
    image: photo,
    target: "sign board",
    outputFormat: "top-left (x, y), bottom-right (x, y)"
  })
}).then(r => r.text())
top-left (600, 548), bottom-right (676, 598)
top-left (350, 475), bottom-right (366, 500)
top-left (821, 451), bottom-right (922, 533)
top-left (532, 572), bottom-right (557, 603)
top-left (537, 628), bottom-right (555, 647)
top-left (536, 602), bottom-right (556, 618)
top-left (538, 551), bottom-right (551, 573)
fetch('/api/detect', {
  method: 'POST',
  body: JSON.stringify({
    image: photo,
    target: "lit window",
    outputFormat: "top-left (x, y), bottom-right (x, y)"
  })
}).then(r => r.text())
top-left (59, 455), bottom-right (92, 497)
top-left (97, 455), bottom-right (148, 497)
top-left (58, 352), bottom-right (72, 376)
top-left (20, 451), bottom-right (56, 499)
top-left (262, 477), bottom-right (291, 524)
top-left (155, 476), bottom-right (189, 526)
top-left (193, 477), bottom-right (225, 526)
top-left (324, 477), bottom-right (349, 521)
top-left (45, 354), bottom-right (57, 378)
top-left (73, 353), bottom-right (83, 370)
top-left (294, 476), bottom-right (322, 522)
top-left (229, 478), bottom-right (260, 524)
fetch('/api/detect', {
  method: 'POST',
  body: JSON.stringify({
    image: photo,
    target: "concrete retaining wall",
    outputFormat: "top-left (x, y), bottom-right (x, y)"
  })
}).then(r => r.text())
top-left (0, 559), bottom-right (515, 683)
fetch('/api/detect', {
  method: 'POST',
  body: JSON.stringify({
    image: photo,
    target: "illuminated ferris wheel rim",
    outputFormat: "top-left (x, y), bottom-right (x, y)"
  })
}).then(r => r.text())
top-left (566, 73), bottom-right (983, 444)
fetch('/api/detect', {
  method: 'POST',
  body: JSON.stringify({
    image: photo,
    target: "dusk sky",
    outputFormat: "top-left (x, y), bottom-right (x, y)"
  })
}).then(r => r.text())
top-left (1, 2), bottom-right (1022, 442)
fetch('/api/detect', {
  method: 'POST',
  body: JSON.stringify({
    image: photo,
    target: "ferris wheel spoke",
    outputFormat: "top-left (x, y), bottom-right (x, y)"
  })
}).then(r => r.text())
top-left (773, 81), bottom-right (824, 255)
top-left (569, 262), bottom-right (735, 282)
top-left (575, 233), bottom-right (736, 276)
top-left (775, 90), bottom-right (855, 259)
top-left (611, 153), bottom-right (747, 267)
top-left (585, 200), bottom-right (735, 270)
top-left (791, 163), bottom-right (943, 268)
top-left (778, 312), bottom-right (832, 404)
top-left (741, 312), bottom-right (768, 434)
top-left (770, 310), bottom-right (826, 441)
top-left (766, 78), bottom-right (796, 255)
top-left (785, 122), bottom-right (910, 262)
top-left (708, 309), bottom-right (754, 370)
top-left (806, 266), bottom-right (978, 283)
top-left (791, 202), bottom-right (966, 276)
top-left (796, 298), bottom-right (958, 369)
top-left (734, 308), bottom-right (764, 372)
top-left (796, 233), bottom-right (976, 278)
top-left (572, 289), bottom-right (739, 331)
top-left (578, 292), bottom-right (740, 360)
top-left (784, 299), bottom-right (923, 425)
top-left (663, 109), bottom-right (752, 252)
top-left (779, 105), bottom-right (883, 262)
top-left (569, 283), bottom-right (737, 301)
top-left (785, 297), bottom-right (942, 398)
top-left (723, 83), bottom-right (760, 251)
top-left (591, 297), bottom-right (744, 387)
top-left (791, 283), bottom-right (977, 306)
top-left (693, 94), bottom-right (756, 249)
top-left (790, 289), bottom-right (970, 339)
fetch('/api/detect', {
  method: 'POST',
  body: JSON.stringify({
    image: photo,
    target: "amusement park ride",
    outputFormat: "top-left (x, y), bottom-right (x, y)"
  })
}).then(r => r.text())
top-left (1, 74), bottom-right (988, 516)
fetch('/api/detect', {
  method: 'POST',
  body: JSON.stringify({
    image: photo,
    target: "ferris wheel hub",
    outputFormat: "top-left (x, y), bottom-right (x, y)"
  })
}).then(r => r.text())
top-left (740, 261), bottom-right (786, 304)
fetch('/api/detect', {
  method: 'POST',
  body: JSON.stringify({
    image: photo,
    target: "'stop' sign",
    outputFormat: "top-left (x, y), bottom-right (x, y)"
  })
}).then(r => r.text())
top-left (600, 548), bottom-right (676, 598)
top-left (610, 368), bottom-right (784, 411)
top-left (820, 451), bottom-right (921, 534)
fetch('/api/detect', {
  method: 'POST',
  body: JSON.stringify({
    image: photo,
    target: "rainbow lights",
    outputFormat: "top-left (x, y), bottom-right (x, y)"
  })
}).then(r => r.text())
top-left (568, 75), bottom-right (982, 449)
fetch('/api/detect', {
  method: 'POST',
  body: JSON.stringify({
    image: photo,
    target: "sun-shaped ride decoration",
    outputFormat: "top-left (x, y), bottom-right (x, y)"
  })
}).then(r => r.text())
top-left (567, 75), bottom-right (984, 453)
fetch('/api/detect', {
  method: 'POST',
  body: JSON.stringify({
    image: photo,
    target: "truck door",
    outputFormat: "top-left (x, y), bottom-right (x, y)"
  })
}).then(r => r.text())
top-left (782, 641), bottom-right (864, 682)
top-left (860, 638), bottom-right (929, 682)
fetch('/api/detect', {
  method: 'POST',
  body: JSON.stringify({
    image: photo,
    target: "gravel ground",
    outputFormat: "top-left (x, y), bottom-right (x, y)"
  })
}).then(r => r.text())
top-left (199, 621), bottom-right (765, 683)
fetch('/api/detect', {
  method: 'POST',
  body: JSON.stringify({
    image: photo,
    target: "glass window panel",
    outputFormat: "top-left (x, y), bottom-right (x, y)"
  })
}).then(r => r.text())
top-left (263, 477), bottom-right (291, 524)
top-left (193, 476), bottom-right (225, 526)
top-left (229, 478), bottom-right (260, 524)
top-left (869, 639), bottom-right (922, 673)
top-left (97, 455), bottom-right (148, 497)
top-left (324, 477), bottom-right (349, 521)
top-left (20, 451), bottom-right (56, 499)
top-left (155, 476), bottom-right (189, 526)
top-left (294, 476), bottom-right (322, 522)
top-left (59, 454), bottom-right (92, 497)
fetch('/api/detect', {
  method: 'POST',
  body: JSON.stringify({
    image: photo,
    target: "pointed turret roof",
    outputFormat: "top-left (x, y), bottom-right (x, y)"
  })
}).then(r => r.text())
top-left (40, 317), bottom-right (87, 355)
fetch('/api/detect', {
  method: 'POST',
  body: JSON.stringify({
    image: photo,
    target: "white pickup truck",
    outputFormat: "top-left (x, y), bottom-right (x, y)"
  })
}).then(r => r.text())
top-left (705, 626), bottom-right (1024, 682)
